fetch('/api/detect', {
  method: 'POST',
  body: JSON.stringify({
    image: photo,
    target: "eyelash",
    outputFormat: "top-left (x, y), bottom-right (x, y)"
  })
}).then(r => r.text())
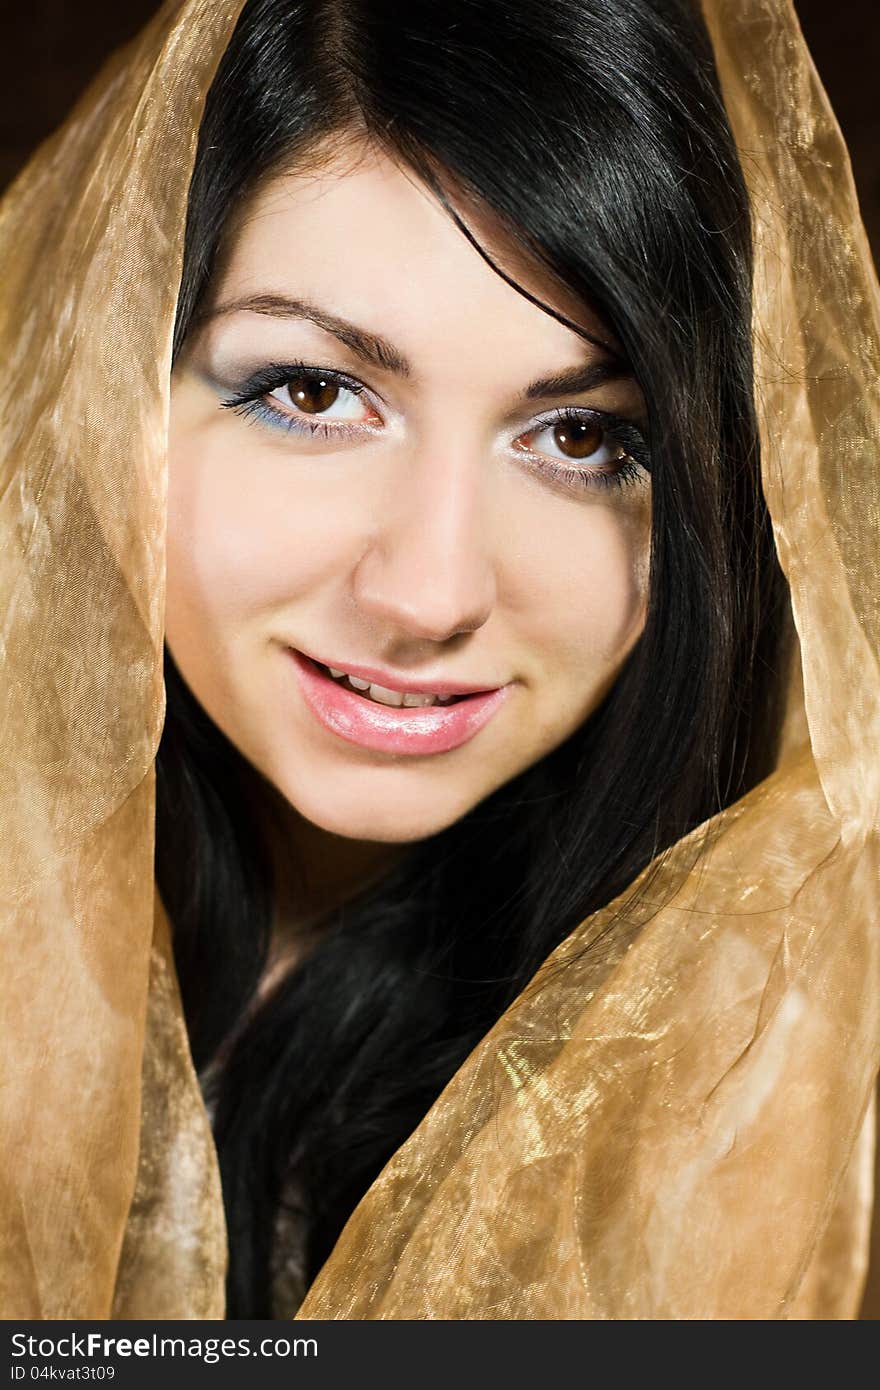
top-left (220, 361), bottom-right (651, 494)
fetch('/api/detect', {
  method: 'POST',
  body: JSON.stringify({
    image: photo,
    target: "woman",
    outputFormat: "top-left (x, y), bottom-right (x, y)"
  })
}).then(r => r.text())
top-left (1, 0), bottom-right (878, 1320)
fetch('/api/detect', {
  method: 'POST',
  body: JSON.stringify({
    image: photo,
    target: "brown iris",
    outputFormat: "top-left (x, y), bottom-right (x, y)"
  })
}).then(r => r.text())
top-left (288, 375), bottom-right (340, 414)
top-left (551, 418), bottom-right (605, 459)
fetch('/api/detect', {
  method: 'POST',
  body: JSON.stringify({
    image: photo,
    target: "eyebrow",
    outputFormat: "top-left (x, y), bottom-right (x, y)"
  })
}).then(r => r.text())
top-left (202, 292), bottom-right (634, 400)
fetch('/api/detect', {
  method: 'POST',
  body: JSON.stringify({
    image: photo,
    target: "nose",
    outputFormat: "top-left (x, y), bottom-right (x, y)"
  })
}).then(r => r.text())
top-left (352, 447), bottom-right (497, 642)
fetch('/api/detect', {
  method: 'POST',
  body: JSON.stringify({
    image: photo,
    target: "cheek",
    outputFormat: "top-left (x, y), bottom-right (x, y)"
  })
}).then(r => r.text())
top-left (509, 492), bottom-right (650, 708)
top-left (577, 504), bottom-right (650, 657)
top-left (165, 427), bottom-right (365, 638)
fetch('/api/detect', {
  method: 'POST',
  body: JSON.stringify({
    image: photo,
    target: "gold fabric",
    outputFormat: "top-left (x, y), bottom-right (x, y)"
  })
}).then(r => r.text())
top-left (1, 0), bottom-right (878, 1320)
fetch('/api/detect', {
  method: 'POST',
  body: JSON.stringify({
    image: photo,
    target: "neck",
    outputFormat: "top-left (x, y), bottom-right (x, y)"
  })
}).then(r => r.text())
top-left (250, 774), bottom-right (409, 958)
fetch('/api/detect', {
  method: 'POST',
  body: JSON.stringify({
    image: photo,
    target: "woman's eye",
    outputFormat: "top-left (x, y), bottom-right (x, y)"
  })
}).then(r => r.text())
top-left (223, 371), bottom-right (647, 490)
top-left (518, 415), bottom-right (622, 468)
top-left (268, 373), bottom-right (372, 423)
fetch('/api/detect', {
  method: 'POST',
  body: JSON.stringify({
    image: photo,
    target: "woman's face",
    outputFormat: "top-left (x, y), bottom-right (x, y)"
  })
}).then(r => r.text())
top-left (167, 141), bottom-right (651, 844)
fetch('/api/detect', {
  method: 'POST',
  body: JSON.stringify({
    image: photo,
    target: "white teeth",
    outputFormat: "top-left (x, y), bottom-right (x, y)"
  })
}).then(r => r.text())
top-left (368, 683), bottom-right (405, 707)
top-left (321, 661), bottom-right (459, 707)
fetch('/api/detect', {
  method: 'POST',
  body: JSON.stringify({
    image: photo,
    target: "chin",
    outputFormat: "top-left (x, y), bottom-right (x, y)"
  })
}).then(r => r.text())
top-left (273, 767), bottom-right (481, 844)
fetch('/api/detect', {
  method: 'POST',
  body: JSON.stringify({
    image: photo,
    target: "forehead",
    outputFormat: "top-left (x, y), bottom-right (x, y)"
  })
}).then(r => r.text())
top-left (206, 139), bottom-right (613, 372)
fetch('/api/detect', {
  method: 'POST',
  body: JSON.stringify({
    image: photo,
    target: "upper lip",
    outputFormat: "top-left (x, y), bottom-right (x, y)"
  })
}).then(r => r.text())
top-left (296, 647), bottom-right (503, 697)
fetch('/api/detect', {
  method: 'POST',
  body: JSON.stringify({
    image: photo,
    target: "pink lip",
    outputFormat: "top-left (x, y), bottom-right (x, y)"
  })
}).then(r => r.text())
top-left (288, 649), bottom-right (512, 756)
top-left (297, 647), bottom-right (496, 698)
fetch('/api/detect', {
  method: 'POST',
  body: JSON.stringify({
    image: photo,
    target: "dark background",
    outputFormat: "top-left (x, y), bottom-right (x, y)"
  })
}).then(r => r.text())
top-left (0, 1), bottom-right (878, 263)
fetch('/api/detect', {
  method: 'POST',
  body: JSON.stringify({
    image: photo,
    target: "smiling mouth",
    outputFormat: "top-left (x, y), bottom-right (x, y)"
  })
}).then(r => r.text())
top-left (288, 649), bottom-right (512, 757)
top-left (312, 659), bottom-right (470, 709)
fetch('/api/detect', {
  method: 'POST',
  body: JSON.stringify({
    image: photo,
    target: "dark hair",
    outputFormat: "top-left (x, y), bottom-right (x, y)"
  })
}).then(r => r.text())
top-left (157, 0), bottom-right (789, 1317)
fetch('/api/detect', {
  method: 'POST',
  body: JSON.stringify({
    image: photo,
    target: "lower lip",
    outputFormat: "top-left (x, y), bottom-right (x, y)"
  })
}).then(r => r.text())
top-left (288, 649), bottom-right (511, 756)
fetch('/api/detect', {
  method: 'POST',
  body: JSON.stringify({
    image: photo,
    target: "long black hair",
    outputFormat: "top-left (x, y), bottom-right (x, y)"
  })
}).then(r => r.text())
top-left (156, 0), bottom-right (790, 1316)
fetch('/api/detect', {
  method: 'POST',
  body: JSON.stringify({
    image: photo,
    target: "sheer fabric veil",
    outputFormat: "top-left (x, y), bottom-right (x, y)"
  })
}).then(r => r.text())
top-left (0, 0), bottom-right (878, 1318)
